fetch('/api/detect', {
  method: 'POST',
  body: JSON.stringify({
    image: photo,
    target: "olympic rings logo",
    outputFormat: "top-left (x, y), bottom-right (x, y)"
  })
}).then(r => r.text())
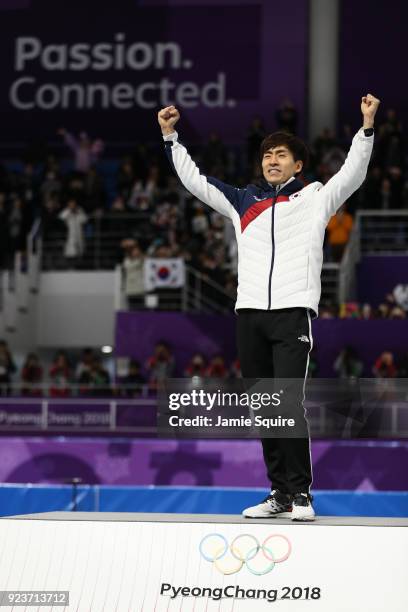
top-left (199, 532), bottom-right (292, 576)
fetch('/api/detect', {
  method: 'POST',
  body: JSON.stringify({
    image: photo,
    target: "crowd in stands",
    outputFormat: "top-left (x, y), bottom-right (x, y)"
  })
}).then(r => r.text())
top-left (320, 291), bottom-right (408, 320)
top-left (0, 345), bottom-right (112, 398)
top-left (0, 337), bottom-right (407, 398)
top-left (0, 105), bottom-right (406, 300)
top-left (142, 341), bottom-right (408, 384)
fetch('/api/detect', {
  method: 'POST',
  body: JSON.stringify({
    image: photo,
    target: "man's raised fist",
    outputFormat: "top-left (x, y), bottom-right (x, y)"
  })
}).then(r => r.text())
top-left (158, 105), bottom-right (180, 136)
top-left (361, 94), bottom-right (380, 128)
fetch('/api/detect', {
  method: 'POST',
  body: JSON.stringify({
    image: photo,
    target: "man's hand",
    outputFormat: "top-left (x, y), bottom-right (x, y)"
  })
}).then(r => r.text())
top-left (361, 94), bottom-right (380, 129)
top-left (158, 105), bottom-right (180, 136)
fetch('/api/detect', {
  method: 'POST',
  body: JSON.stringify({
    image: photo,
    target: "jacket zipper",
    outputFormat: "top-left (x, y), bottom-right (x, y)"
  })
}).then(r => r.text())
top-left (267, 192), bottom-right (277, 309)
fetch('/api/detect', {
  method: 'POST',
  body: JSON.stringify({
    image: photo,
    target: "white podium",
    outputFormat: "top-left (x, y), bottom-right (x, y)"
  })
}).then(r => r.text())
top-left (0, 512), bottom-right (406, 611)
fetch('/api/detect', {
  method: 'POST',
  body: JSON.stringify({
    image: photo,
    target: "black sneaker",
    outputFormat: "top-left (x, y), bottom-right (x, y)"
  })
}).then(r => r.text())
top-left (291, 492), bottom-right (315, 521)
top-left (242, 489), bottom-right (292, 518)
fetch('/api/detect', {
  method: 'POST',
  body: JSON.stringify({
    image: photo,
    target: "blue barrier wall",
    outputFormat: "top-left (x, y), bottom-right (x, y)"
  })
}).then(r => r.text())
top-left (0, 485), bottom-right (407, 518)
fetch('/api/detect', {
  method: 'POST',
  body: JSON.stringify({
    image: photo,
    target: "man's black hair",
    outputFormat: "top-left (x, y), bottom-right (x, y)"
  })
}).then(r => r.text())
top-left (260, 131), bottom-right (309, 174)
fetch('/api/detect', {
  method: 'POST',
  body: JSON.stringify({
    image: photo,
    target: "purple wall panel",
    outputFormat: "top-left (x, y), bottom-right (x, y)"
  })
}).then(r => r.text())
top-left (0, 437), bottom-right (407, 491)
top-left (339, 0), bottom-right (408, 130)
top-left (0, 0), bottom-right (308, 143)
top-left (357, 256), bottom-right (408, 305)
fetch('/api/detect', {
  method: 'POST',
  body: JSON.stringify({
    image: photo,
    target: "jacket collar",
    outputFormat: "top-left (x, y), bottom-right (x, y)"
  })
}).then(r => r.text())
top-left (257, 176), bottom-right (304, 196)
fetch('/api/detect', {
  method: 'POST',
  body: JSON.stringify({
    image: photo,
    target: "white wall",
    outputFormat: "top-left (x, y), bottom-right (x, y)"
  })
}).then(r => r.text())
top-left (36, 272), bottom-right (115, 347)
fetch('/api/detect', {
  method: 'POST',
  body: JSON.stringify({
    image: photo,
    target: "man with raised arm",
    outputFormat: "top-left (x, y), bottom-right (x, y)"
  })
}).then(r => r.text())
top-left (158, 95), bottom-right (380, 521)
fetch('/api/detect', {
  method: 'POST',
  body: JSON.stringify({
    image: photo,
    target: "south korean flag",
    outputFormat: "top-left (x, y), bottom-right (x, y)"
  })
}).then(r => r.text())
top-left (144, 257), bottom-right (186, 291)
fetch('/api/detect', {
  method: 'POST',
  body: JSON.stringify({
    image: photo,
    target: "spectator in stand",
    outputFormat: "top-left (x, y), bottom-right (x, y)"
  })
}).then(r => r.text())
top-left (83, 166), bottom-right (106, 213)
top-left (326, 204), bottom-right (353, 262)
top-left (314, 127), bottom-right (337, 158)
top-left (59, 198), bottom-right (88, 265)
top-left (117, 159), bottom-right (136, 202)
top-left (389, 305), bottom-right (406, 319)
top-left (184, 353), bottom-right (207, 378)
top-left (197, 253), bottom-right (227, 306)
top-left (205, 355), bottom-right (228, 378)
top-left (230, 357), bottom-right (241, 378)
top-left (40, 169), bottom-right (62, 205)
top-left (128, 165), bottom-right (160, 211)
top-left (21, 353), bottom-right (43, 396)
top-left (203, 132), bottom-right (227, 174)
top-left (319, 305), bottom-right (336, 318)
top-left (151, 194), bottom-right (181, 243)
top-left (8, 197), bottom-right (31, 255)
top-left (377, 108), bottom-right (404, 169)
top-left (373, 351), bottom-right (397, 378)
top-left (392, 283), bottom-right (408, 312)
top-left (41, 195), bottom-right (64, 240)
top-left (378, 176), bottom-right (402, 210)
top-left (146, 341), bottom-right (175, 389)
top-left (361, 303), bottom-right (374, 320)
top-left (387, 166), bottom-right (404, 208)
top-left (338, 124), bottom-right (354, 152)
top-left (75, 348), bottom-right (96, 382)
top-left (15, 162), bottom-right (39, 211)
top-left (377, 302), bottom-right (391, 318)
top-left (122, 245), bottom-right (145, 309)
top-left (191, 206), bottom-right (209, 235)
top-left (275, 98), bottom-right (298, 134)
top-left (339, 302), bottom-right (360, 319)
top-left (107, 197), bottom-right (130, 241)
top-left (247, 117), bottom-right (266, 170)
top-left (322, 146), bottom-right (347, 176)
top-left (49, 351), bottom-right (71, 397)
top-left (78, 357), bottom-right (111, 397)
top-left (0, 340), bottom-right (16, 395)
top-left (145, 164), bottom-right (161, 197)
top-left (334, 346), bottom-right (363, 379)
top-left (362, 166), bottom-right (383, 209)
top-left (128, 180), bottom-right (152, 212)
top-left (58, 128), bottom-right (104, 173)
top-left (64, 175), bottom-right (86, 208)
top-left (121, 359), bottom-right (146, 397)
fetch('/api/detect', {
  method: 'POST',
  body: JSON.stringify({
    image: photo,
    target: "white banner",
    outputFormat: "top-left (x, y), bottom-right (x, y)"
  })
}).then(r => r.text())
top-left (0, 515), bottom-right (407, 611)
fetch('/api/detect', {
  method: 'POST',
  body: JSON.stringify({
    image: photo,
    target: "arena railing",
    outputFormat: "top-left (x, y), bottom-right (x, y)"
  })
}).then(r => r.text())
top-left (39, 209), bottom-right (408, 310)
top-left (114, 263), bottom-right (234, 313)
top-left (357, 210), bottom-right (408, 254)
top-left (339, 210), bottom-right (408, 302)
top-left (0, 382), bottom-right (406, 438)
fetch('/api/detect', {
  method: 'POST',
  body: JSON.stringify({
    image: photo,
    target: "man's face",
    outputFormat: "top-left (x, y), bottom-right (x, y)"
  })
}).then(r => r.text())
top-left (262, 145), bottom-right (303, 185)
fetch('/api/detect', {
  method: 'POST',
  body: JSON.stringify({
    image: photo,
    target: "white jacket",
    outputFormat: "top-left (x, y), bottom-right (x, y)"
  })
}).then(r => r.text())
top-left (59, 207), bottom-right (88, 257)
top-left (164, 129), bottom-right (374, 316)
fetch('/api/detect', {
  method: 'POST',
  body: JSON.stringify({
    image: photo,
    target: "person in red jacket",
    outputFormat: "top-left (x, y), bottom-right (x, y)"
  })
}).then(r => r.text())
top-left (21, 353), bottom-right (43, 396)
top-left (373, 352), bottom-right (397, 378)
top-left (49, 351), bottom-right (71, 397)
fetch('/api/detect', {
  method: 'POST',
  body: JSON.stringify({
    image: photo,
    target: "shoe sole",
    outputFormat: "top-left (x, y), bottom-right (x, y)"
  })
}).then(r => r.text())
top-left (292, 516), bottom-right (316, 522)
top-left (243, 511), bottom-right (292, 519)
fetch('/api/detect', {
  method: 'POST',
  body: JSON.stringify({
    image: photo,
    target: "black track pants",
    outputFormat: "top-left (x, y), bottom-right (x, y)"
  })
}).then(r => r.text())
top-left (237, 307), bottom-right (313, 494)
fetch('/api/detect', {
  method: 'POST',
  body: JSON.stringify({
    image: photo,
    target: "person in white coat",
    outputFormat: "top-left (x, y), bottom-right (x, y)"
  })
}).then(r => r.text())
top-left (59, 198), bottom-right (88, 261)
